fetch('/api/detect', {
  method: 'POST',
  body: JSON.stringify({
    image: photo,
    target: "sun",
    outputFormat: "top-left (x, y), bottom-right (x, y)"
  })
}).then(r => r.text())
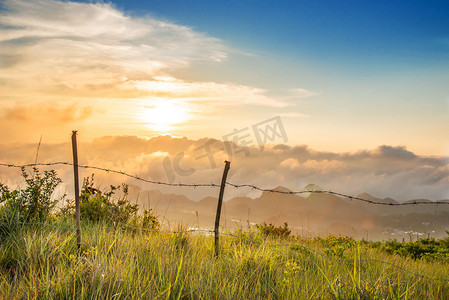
top-left (140, 100), bottom-right (190, 131)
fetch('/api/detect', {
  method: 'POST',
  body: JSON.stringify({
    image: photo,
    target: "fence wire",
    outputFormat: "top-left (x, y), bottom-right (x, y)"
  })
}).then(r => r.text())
top-left (1, 161), bottom-right (447, 206)
top-left (225, 182), bottom-right (449, 206)
top-left (0, 162), bottom-right (219, 188)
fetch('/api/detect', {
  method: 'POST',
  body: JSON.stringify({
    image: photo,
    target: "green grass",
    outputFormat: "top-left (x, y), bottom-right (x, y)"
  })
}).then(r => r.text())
top-left (1, 222), bottom-right (449, 299)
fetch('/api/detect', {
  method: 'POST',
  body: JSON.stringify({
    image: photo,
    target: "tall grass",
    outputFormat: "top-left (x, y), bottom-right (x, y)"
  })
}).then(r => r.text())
top-left (1, 222), bottom-right (449, 299)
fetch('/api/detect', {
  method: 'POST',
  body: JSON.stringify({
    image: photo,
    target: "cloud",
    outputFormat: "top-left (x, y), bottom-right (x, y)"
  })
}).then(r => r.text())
top-left (302, 159), bottom-right (346, 173)
top-left (288, 88), bottom-right (321, 98)
top-left (280, 158), bottom-right (301, 169)
top-left (124, 77), bottom-right (289, 107)
top-left (0, 0), bottom-right (225, 92)
top-left (4, 103), bottom-right (94, 123)
top-left (278, 112), bottom-right (309, 118)
top-left (373, 145), bottom-right (417, 160)
top-left (0, 0), bottom-right (288, 110)
top-left (0, 135), bottom-right (448, 202)
top-left (0, 0), bottom-right (294, 146)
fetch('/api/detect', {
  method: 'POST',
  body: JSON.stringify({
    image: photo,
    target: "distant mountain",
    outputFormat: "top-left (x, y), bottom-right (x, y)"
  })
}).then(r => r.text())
top-left (129, 184), bottom-right (449, 240)
top-left (269, 186), bottom-right (292, 193)
top-left (302, 183), bottom-right (323, 191)
top-left (357, 192), bottom-right (398, 205)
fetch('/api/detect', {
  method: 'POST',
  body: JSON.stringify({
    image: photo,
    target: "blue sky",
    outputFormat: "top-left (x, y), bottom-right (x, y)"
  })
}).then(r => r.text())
top-left (108, 0), bottom-right (449, 154)
top-left (111, 0), bottom-right (449, 67)
top-left (1, 0), bottom-right (448, 155)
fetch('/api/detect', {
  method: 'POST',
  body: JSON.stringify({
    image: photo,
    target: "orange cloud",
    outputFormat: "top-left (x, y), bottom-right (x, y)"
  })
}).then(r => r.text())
top-left (4, 104), bottom-right (94, 123)
top-left (0, 135), bottom-right (447, 202)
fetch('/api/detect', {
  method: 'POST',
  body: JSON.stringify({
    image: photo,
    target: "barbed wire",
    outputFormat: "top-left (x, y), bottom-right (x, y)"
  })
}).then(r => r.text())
top-left (1, 161), bottom-right (447, 206)
top-left (0, 162), bottom-right (71, 168)
top-left (225, 182), bottom-right (449, 206)
top-left (2, 221), bottom-right (447, 282)
top-left (0, 162), bottom-right (220, 188)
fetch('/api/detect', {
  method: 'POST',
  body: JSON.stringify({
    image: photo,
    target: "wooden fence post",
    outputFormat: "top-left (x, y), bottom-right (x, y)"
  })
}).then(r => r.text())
top-left (71, 131), bottom-right (81, 249)
top-left (214, 161), bottom-right (231, 257)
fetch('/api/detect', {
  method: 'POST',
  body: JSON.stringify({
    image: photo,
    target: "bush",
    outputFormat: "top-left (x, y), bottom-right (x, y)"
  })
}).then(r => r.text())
top-left (256, 222), bottom-right (291, 239)
top-left (61, 174), bottom-right (160, 230)
top-left (0, 183), bottom-right (22, 240)
top-left (20, 167), bottom-right (62, 222)
top-left (140, 208), bottom-right (160, 230)
top-left (0, 167), bottom-right (63, 241)
top-left (79, 175), bottom-right (137, 225)
top-left (317, 235), bottom-right (356, 258)
top-left (0, 167), bottom-right (62, 223)
top-left (379, 237), bottom-right (449, 261)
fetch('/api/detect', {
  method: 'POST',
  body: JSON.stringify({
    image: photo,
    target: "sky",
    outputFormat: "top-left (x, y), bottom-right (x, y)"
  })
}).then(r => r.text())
top-left (0, 0), bottom-right (448, 200)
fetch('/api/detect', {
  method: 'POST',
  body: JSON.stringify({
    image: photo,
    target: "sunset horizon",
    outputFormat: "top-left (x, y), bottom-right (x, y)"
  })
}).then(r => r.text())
top-left (2, 1), bottom-right (449, 296)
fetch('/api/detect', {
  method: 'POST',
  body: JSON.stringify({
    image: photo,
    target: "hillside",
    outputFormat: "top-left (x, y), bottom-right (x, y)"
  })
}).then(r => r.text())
top-left (128, 184), bottom-right (449, 241)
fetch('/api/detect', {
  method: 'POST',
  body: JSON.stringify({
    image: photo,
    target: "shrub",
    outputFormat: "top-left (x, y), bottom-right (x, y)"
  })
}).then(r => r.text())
top-left (317, 235), bottom-right (356, 258)
top-left (256, 222), bottom-right (291, 239)
top-left (78, 175), bottom-right (138, 225)
top-left (0, 167), bottom-right (63, 241)
top-left (0, 167), bottom-right (62, 223)
top-left (0, 183), bottom-right (22, 240)
top-left (379, 237), bottom-right (449, 261)
top-left (140, 208), bottom-right (160, 230)
top-left (61, 174), bottom-right (159, 230)
top-left (20, 167), bottom-right (62, 222)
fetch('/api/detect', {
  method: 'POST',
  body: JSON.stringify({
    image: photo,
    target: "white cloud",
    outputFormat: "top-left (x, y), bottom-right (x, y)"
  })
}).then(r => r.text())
top-left (289, 88), bottom-right (321, 98)
top-left (280, 158), bottom-right (301, 169)
top-left (0, 0), bottom-right (226, 90)
top-left (0, 0), bottom-right (289, 109)
top-left (302, 159), bottom-right (346, 173)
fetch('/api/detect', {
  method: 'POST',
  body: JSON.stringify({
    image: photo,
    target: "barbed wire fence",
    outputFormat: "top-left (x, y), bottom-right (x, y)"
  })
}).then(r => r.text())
top-left (1, 132), bottom-right (449, 282)
top-left (2, 161), bottom-right (448, 206)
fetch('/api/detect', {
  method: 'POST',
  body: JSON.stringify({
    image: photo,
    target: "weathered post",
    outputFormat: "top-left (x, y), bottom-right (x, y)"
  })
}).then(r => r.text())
top-left (71, 131), bottom-right (81, 249)
top-left (214, 161), bottom-right (231, 257)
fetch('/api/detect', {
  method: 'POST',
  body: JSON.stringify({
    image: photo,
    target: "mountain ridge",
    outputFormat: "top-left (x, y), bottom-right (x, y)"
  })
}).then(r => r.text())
top-left (127, 183), bottom-right (449, 240)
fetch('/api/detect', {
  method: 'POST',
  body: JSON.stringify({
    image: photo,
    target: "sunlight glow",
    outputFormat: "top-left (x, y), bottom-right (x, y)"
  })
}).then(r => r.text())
top-left (140, 100), bottom-right (190, 131)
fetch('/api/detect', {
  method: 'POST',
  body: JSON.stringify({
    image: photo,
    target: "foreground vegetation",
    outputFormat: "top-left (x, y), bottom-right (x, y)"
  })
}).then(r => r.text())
top-left (1, 168), bottom-right (449, 299)
top-left (1, 223), bottom-right (449, 299)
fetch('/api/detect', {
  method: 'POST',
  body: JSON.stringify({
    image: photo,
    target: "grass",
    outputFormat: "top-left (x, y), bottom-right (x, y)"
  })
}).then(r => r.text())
top-left (1, 222), bottom-right (449, 299)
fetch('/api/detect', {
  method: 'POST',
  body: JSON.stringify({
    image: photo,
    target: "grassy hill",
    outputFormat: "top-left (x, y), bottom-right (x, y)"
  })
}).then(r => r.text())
top-left (2, 169), bottom-right (449, 299)
top-left (1, 222), bottom-right (449, 299)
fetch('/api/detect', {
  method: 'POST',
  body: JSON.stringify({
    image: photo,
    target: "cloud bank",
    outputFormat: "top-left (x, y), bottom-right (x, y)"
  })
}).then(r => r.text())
top-left (1, 135), bottom-right (447, 202)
